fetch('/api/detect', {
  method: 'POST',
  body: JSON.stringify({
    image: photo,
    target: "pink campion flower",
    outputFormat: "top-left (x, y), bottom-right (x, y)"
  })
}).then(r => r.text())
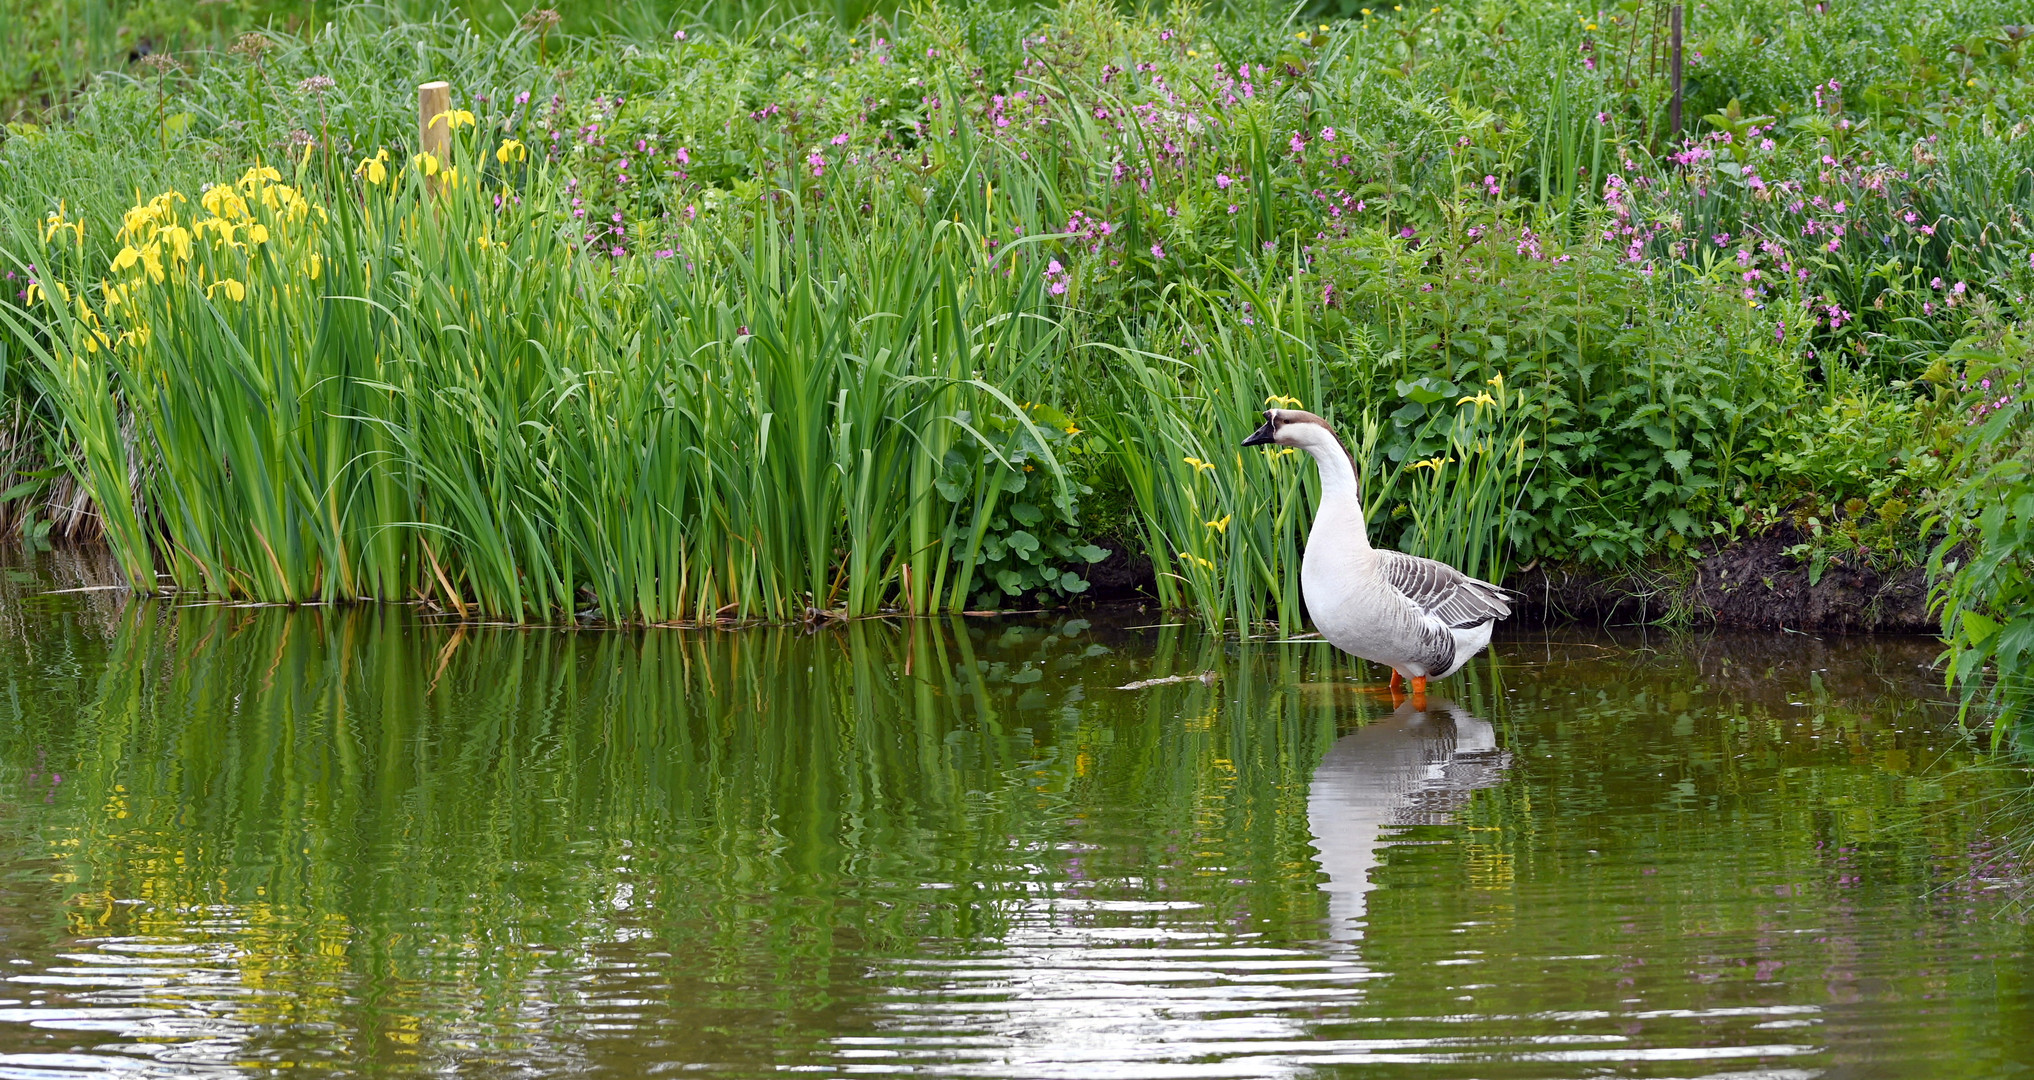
top-left (1953, 281), bottom-right (1967, 294)
top-left (1920, 224), bottom-right (1936, 235)
top-left (1227, 204), bottom-right (1239, 214)
top-left (1904, 210), bottom-right (1917, 223)
top-left (808, 151), bottom-right (826, 176)
top-left (1736, 249), bottom-right (1753, 266)
top-left (1320, 127), bottom-right (1336, 141)
top-left (1289, 132), bottom-right (1306, 154)
top-left (1399, 227), bottom-right (1416, 239)
top-left (832, 133), bottom-right (849, 145)
top-left (1216, 173), bottom-right (1233, 189)
top-left (1924, 301), bottom-right (1934, 314)
top-left (1047, 259), bottom-right (1064, 276)
top-left (674, 29), bottom-right (686, 39)
top-left (1832, 201), bottom-right (1847, 214)
top-left (1151, 243), bottom-right (1166, 259)
top-left (675, 147), bottom-right (691, 165)
top-left (1712, 233), bottom-right (1731, 247)
top-left (1932, 277), bottom-right (1945, 289)
top-left (1484, 174), bottom-right (1500, 196)
top-left (1775, 320), bottom-right (1786, 343)
top-left (1050, 280), bottom-right (1067, 295)
top-left (1760, 138), bottom-right (1775, 151)
top-left (1827, 238), bottom-right (1841, 252)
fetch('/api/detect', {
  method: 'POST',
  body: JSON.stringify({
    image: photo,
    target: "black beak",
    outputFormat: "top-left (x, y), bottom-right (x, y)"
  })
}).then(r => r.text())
top-left (1241, 418), bottom-right (1276, 447)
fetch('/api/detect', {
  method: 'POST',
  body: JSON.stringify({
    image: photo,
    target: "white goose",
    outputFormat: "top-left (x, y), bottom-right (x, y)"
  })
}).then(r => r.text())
top-left (1243, 408), bottom-right (1510, 698)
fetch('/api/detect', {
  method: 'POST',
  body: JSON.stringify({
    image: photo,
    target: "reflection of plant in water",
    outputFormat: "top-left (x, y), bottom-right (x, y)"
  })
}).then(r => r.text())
top-left (0, 602), bottom-right (1352, 1065)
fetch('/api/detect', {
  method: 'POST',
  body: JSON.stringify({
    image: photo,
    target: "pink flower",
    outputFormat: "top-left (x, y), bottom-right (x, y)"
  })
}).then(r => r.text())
top-left (1047, 259), bottom-right (1064, 276)
top-left (1320, 127), bottom-right (1336, 141)
top-left (808, 151), bottom-right (826, 176)
top-left (832, 133), bottom-right (850, 145)
top-left (1216, 173), bottom-right (1232, 189)
top-left (1953, 281), bottom-right (1967, 294)
top-left (1289, 133), bottom-right (1306, 154)
top-left (1151, 243), bottom-right (1166, 259)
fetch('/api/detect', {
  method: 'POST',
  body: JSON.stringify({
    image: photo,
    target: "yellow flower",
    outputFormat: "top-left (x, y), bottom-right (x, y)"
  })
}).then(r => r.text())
top-left (1063, 424), bottom-right (1082, 436)
top-left (1319, 23), bottom-right (1329, 30)
top-left (1264, 394), bottom-right (1303, 407)
top-left (202, 184), bottom-right (250, 221)
top-left (1408, 454), bottom-right (1452, 472)
top-left (160, 224), bottom-right (193, 262)
top-left (140, 247), bottom-right (165, 283)
top-left (245, 222), bottom-right (271, 245)
top-left (237, 165), bottom-right (282, 192)
top-left (430, 108), bottom-right (477, 131)
top-left (1182, 456), bottom-right (1216, 473)
top-left (117, 324), bottom-right (151, 349)
top-left (1176, 551), bottom-right (1216, 571)
top-left (355, 149), bottom-right (391, 185)
top-left (25, 281), bottom-right (69, 306)
top-left (496, 139), bottom-right (528, 164)
top-left (412, 152), bottom-right (441, 177)
top-left (41, 203), bottom-right (84, 247)
top-left (1586, 22), bottom-right (1597, 29)
top-left (302, 253), bottom-right (322, 281)
top-left (1456, 391), bottom-right (1496, 408)
top-left (1487, 372), bottom-right (1504, 390)
top-left (440, 167), bottom-right (461, 188)
top-left (1360, 8), bottom-right (1371, 14)
top-left (206, 278), bottom-right (246, 302)
top-left (1187, 48), bottom-right (1198, 56)
top-left (110, 246), bottom-right (142, 273)
top-left (1205, 515), bottom-right (1231, 534)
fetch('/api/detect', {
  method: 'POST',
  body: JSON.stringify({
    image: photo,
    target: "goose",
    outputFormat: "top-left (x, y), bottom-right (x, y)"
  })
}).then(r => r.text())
top-left (1243, 408), bottom-right (1510, 699)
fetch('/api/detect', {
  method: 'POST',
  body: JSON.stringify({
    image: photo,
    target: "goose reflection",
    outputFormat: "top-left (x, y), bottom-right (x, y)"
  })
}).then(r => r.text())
top-left (1308, 694), bottom-right (1510, 942)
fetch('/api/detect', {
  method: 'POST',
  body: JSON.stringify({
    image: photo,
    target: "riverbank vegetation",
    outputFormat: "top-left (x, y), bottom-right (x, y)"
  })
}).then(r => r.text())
top-left (0, 0), bottom-right (2029, 722)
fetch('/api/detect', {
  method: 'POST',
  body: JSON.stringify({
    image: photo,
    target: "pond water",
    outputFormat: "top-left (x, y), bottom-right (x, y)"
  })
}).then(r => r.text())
top-left (0, 552), bottom-right (2029, 1078)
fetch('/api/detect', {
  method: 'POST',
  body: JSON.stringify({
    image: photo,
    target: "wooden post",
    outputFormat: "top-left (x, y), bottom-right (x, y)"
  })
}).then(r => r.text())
top-left (1668, 6), bottom-right (1684, 138)
top-left (419, 80), bottom-right (450, 187)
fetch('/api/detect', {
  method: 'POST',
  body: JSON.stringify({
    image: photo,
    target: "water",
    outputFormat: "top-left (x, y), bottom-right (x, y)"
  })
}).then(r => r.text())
top-left (0, 553), bottom-right (2030, 1078)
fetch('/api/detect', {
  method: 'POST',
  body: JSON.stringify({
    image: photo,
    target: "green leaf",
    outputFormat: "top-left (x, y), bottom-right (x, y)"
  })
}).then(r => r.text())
top-left (1662, 449), bottom-right (1692, 476)
top-left (1075, 544), bottom-right (1110, 563)
top-left (1960, 610), bottom-right (2002, 646)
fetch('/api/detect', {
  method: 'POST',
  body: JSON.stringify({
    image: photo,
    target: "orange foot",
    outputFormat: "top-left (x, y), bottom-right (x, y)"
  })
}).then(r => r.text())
top-left (1410, 675), bottom-right (1428, 709)
top-left (1389, 671), bottom-right (1404, 693)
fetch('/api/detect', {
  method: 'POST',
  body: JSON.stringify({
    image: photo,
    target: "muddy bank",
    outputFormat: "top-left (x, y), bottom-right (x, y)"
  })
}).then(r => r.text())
top-left (1088, 526), bottom-right (1938, 634)
top-left (1505, 527), bottom-right (1936, 633)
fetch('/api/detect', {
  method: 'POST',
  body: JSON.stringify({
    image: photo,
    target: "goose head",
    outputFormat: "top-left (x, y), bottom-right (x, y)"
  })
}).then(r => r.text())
top-left (1243, 408), bottom-right (1360, 499)
top-left (1242, 408), bottom-right (1338, 451)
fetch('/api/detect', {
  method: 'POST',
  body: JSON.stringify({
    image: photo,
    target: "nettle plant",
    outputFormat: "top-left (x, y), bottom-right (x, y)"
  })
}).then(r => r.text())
top-left (938, 403), bottom-right (1110, 610)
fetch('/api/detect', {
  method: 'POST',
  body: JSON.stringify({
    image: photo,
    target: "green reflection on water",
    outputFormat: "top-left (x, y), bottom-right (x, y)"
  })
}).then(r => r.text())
top-left (0, 585), bottom-right (2029, 1077)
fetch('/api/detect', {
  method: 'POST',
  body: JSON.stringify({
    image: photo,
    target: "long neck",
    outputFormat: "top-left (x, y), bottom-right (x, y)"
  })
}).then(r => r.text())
top-left (1301, 436), bottom-right (1371, 549)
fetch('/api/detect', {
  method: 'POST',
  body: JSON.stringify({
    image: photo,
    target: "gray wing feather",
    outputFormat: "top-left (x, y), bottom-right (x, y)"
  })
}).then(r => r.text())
top-left (1377, 551), bottom-right (1512, 629)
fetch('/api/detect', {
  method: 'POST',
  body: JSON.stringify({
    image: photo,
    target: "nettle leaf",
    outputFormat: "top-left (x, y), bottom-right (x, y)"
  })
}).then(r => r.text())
top-left (1663, 448), bottom-right (1693, 475)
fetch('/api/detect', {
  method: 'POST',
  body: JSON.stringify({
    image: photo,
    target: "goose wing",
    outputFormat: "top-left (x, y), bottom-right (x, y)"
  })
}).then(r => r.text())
top-left (1376, 550), bottom-right (1512, 629)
